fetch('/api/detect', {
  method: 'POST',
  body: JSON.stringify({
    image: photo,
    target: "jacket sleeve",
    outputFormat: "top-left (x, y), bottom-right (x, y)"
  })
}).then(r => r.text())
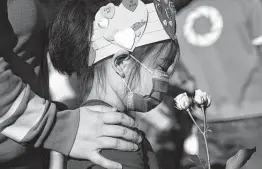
top-left (0, 0), bottom-right (79, 155)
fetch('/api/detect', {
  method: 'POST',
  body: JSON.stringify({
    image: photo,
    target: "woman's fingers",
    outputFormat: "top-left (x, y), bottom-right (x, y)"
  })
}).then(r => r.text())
top-left (85, 106), bottom-right (137, 128)
top-left (86, 105), bottom-right (118, 113)
top-left (102, 112), bottom-right (137, 128)
top-left (90, 153), bottom-right (122, 169)
top-left (70, 106), bottom-right (140, 167)
top-left (101, 125), bottom-right (142, 143)
top-left (97, 137), bottom-right (139, 151)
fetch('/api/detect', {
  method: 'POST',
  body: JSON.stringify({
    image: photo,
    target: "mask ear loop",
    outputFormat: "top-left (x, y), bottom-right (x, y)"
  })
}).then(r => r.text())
top-left (121, 78), bottom-right (134, 110)
top-left (122, 78), bottom-right (132, 92)
top-left (129, 54), bottom-right (170, 94)
top-left (129, 54), bottom-right (154, 75)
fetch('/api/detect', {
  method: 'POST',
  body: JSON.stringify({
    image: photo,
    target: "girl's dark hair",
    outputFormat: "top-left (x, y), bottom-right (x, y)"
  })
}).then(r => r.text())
top-left (49, 0), bottom-right (179, 101)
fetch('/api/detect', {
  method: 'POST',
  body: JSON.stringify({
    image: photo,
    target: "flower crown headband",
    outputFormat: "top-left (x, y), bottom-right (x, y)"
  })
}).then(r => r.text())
top-left (88, 0), bottom-right (177, 65)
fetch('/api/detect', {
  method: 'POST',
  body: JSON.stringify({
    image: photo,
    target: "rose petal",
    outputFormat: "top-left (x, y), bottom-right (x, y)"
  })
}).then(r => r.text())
top-left (174, 93), bottom-right (192, 110)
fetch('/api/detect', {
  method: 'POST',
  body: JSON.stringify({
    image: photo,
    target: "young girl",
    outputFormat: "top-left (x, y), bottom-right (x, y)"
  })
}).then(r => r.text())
top-left (49, 0), bottom-right (179, 168)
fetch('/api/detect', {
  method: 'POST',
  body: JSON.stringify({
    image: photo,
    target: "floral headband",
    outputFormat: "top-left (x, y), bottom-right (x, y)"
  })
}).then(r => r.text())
top-left (88, 0), bottom-right (177, 65)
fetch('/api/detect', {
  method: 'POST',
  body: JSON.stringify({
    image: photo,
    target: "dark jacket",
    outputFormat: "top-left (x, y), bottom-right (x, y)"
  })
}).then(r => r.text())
top-left (0, 0), bottom-right (80, 168)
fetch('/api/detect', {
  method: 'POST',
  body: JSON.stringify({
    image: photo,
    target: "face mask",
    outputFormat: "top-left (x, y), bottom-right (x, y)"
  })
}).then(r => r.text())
top-left (123, 55), bottom-right (170, 112)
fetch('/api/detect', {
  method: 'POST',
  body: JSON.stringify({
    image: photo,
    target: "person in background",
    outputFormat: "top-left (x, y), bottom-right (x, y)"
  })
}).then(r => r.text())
top-left (175, 0), bottom-right (262, 168)
top-left (0, 0), bottom-right (142, 169)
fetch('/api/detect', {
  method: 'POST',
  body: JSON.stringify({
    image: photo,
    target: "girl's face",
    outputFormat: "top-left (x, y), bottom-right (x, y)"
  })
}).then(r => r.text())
top-left (133, 42), bottom-right (179, 97)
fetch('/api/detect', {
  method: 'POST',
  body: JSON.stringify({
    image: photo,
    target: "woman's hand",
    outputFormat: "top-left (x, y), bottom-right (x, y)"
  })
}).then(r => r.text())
top-left (70, 106), bottom-right (142, 169)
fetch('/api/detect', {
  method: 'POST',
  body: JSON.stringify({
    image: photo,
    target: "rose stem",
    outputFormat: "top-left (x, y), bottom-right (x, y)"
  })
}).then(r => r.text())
top-left (186, 109), bottom-right (203, 133)
top-left (201, 106), bottom-right (211, 169)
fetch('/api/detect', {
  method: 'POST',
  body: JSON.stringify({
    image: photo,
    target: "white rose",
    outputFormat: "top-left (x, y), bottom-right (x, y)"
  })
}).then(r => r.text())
top-left (193, 89), bottom-right (211, 108)
top-left (174, 93), bottom-right (192, 110)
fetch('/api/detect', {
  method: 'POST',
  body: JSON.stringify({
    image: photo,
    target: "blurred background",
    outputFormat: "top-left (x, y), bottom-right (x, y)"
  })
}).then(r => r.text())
top-left (42, 0), bottom-right (262, 169)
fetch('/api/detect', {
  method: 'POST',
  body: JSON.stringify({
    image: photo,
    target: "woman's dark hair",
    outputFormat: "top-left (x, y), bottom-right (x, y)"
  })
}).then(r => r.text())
top-left (49, 0), bottom-right (94, 76)
top-left (49, 0), bottom-right (179, 101)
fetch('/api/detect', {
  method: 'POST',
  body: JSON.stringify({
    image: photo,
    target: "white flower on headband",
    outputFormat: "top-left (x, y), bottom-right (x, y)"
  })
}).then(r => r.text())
top-left (174, 93), bottom-right (192, 111)
top-left (193, 89), bottom-right (211, 108)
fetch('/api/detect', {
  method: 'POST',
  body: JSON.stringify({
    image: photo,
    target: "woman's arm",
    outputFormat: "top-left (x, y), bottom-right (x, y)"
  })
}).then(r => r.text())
top-left (1, 1), bottom-right (141, 168)
top-left (0, 0), bottom-right (78, 154)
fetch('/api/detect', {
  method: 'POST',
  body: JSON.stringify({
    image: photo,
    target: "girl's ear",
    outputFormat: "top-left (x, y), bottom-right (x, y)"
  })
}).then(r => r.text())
top-left (112, 50), bottom-right (132, 78)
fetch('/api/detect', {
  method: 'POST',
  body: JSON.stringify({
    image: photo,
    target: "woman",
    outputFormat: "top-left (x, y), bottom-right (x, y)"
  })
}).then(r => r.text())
top-left (49, 0), bottom-right (179, 168)
top-left (0, 0), bottom-right (145, 169)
